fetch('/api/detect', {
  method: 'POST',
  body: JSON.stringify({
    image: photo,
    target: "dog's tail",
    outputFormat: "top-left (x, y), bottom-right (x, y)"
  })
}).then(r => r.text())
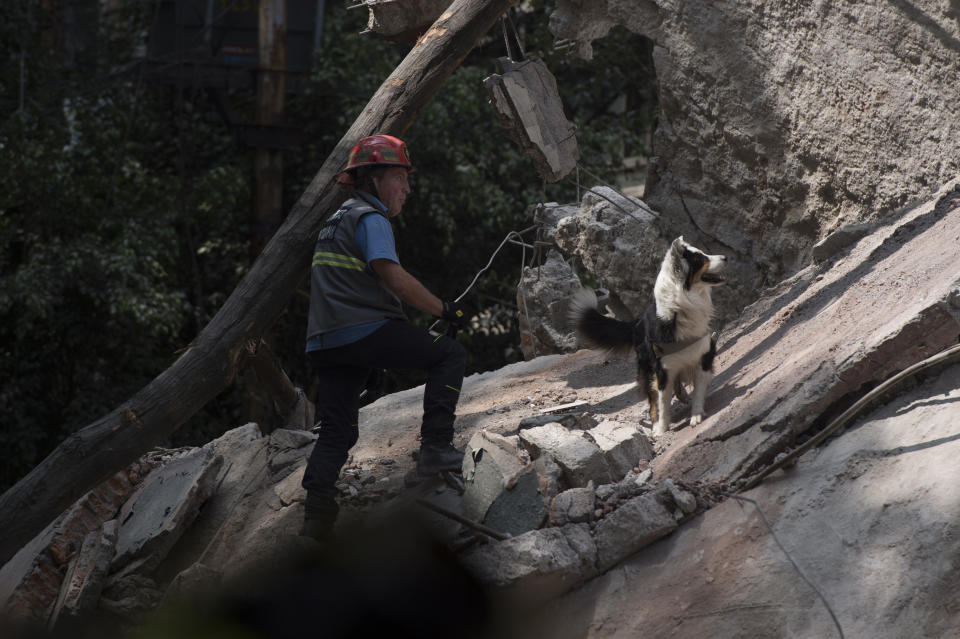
top-left (569, 289), bottom-right (635, 353)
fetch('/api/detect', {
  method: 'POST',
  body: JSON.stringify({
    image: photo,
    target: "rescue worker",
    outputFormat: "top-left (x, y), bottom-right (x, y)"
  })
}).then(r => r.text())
top-left (300, 134), bottom-right (470, 541)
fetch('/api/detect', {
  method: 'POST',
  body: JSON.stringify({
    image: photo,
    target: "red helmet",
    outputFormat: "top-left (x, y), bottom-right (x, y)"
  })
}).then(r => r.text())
top-left (336, 134), bottom-right (414, 184)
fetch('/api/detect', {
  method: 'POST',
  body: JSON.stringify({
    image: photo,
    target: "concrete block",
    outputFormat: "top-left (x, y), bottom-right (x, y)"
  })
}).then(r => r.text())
top-left (483, 470), bottom-right (547, 536)
top-left (594, 491), bottom-right (677, 571)
top-left (461, 525), bottom-right (594, 603)
top-left (588, 420), bottom-right (654, 479)
top-left (519, 422), bottom-right (613, 487)
top-left (112, 448), bottom-right (223, 574)
top-left (663, 479), bottom-right (697, 514)
top-left (462, 431), bottom-right (545, 536)
top-left (550, 484), bottom-right (595, 526)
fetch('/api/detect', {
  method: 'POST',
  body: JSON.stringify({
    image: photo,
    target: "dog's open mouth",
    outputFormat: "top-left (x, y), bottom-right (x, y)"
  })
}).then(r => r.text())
top-left (701, 272), bottom-right (726, 284)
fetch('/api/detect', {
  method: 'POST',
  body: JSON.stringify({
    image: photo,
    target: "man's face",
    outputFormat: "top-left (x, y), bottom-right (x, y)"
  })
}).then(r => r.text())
top-left (373, 167), bottom-right (411, 217)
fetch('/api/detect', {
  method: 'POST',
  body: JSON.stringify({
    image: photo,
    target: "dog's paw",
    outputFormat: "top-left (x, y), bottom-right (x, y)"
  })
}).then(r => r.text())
top-left (653, 421), bottom-right (668, 435)
top-left (690, 414), bottom-right (703, 427)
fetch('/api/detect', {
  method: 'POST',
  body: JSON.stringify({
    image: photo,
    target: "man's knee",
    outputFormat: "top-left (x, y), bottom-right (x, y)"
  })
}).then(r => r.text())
top-left (315, 420), bottom-right (359, 450)
top-left (443, 337), bottom-right (467, 368)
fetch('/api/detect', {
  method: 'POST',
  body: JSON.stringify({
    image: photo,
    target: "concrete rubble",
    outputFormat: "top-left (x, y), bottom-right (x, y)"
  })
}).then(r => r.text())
top-left (3, 2), bottom-right (958, 634)
top-left (484, 57), bottom-right (579, 183)
top-left (461, 430), bottom-right (545, 536)
top-left (517, 249), bottom-right (582, 359)
top-left (3, 179), bottom-right (959, 636)
top-left (47, 520), bottom-right (117, 628)
top-left (550, 0), bottom-right (959, 325)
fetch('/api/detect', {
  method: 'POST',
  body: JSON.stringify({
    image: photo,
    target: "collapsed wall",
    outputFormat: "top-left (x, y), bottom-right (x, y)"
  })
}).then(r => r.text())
top-left (549, 0), bottom-right (960, 296)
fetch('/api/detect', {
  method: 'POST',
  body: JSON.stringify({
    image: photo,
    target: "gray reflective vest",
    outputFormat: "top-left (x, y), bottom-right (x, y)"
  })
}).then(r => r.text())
top-left (306, 193), bottom-right (406, 340)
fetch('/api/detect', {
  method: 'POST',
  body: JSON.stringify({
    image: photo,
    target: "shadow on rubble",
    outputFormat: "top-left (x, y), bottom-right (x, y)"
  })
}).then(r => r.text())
top-left (5, 508), bottom-right (527, 639)
top-left (715, 188), bottom-right (958, 391)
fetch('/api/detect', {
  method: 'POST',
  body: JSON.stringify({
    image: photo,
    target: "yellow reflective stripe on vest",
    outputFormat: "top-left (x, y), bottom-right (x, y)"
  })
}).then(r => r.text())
top-left (312, 251), bottom-right (366, 271)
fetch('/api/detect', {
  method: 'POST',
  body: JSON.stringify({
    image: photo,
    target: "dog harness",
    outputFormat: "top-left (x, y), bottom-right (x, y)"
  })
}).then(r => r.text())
top-left (652, 332), bottom-right (717, 356)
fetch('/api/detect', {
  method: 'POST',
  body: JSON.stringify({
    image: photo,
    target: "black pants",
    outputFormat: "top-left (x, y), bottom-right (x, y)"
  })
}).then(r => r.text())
top-left (302, 319), bottom-right (467, 494)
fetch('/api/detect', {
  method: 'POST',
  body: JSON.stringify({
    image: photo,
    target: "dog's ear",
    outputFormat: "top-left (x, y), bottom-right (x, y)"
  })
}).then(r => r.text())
top-left (670, 236), bottom-right (686, 258)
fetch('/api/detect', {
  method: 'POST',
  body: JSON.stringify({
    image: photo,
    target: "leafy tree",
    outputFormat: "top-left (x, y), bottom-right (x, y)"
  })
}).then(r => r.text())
top-left (0, 0), bottom-right (658, 490)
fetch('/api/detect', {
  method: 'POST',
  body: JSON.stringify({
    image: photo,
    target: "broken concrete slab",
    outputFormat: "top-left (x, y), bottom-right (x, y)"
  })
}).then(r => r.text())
top-left (156, 424), bottom-right (268, 582)
top-left (593, 491), bottom-right (677, 572)
top-left (112, 447), bottom-right (223, 574)
top-left (655, 181), bottom-right (960, 488)
top-left (462, 431), bottom-right (545, 536)
top-left (539, 359), bottom-right (960, 638)
top-left (483, 470), bottom-right (548, 537)
top-left (588, 420), bottom-right (654, 478)
top-left (48, 519), bottom-right (118, 629)
top-left (484, 57), bottom-right (579, 183)
top-left (461, 523), bottom-right (597, 603)
top-left (520, 422), bottom-right (613, 487)
top-left (0, 462), bottom-right (148, 622)
top-left (517, 249), bottom-right (582, 359)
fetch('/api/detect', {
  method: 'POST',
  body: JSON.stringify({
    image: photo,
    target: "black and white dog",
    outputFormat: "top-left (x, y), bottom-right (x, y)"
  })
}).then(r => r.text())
top-left (570, 237), bottom-right (727, 434)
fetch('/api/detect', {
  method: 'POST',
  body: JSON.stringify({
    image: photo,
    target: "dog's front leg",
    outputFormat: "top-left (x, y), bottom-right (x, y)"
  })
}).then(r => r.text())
top-left (655, 371), bottom-right (674, 435)
top-left (689, 368), bottom-right (714, 426)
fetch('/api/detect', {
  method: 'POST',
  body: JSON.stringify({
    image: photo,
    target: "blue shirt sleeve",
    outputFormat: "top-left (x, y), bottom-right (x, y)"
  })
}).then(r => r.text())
top-left (356, 213), bottom-right (399, 265)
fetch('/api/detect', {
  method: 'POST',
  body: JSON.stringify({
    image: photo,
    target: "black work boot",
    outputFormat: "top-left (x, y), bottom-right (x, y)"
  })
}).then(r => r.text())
top-left (417, 442), bottom-right (464, 476)
top-left (300, 490), bottom-right (339, 542)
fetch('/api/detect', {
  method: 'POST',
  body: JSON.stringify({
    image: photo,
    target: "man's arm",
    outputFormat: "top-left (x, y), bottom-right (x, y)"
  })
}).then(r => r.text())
top-left (371, 258), bottom-right (443, 317)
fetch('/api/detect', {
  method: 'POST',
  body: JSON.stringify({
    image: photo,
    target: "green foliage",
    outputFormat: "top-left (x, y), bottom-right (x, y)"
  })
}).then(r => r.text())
top-left (0, 0), bottom-right (658, 489)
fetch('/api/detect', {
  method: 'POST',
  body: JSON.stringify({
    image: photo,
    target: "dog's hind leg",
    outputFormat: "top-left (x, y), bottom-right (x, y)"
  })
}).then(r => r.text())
top-left (646, 384), bottom-right (659, 424)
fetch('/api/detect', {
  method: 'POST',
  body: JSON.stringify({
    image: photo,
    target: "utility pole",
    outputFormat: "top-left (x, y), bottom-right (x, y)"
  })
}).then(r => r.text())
top-left (251, 0), bottom-right (286, 260)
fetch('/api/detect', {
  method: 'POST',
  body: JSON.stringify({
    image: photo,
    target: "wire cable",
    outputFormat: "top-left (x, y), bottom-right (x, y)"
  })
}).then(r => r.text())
top-left (721, 492), bottom-right (845, 639)
top-left (428, 225), bottom-right (539, 336)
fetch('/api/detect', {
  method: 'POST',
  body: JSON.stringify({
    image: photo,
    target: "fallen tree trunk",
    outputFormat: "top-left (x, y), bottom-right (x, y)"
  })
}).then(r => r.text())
top-left (0, 0), bottom-right (517, 568)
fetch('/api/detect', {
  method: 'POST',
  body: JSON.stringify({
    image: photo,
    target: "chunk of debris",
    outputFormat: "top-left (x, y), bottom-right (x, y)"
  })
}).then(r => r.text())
top-left (550, 482), bottom-right (596, 526)
top-left (663, 478), bottom-right (698, 515)
top-left (0, 462), bottom-right (149, 621)
top-left (460, 523), bottom-right (597, 603)
top-left (593, 490), bottom-right (677, 571)
top-left (587, 420), bottom-right (654, 478)
top-left (462, 431), bottom-right (546, 536)
top-left (111, 448), bottom-right (223, 575)
top-left (48, 520), bottom-right (119, 629)
top-left (519, 422), bottom-right (614, 487)
top-left (484, 56), bottom-right (579, 182)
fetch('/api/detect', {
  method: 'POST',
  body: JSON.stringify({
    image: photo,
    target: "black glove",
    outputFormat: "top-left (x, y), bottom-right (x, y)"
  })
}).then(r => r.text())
top-left (441, 300), bottom-right (472, 326)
